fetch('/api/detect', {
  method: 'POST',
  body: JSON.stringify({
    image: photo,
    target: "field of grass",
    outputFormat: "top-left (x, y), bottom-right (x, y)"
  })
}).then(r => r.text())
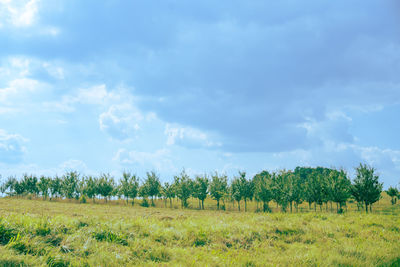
top-left (0, 197), bottom-right (399, 266)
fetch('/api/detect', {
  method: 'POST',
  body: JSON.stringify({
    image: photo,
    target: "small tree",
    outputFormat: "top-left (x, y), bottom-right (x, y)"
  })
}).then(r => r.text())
top-left (253, 171), bottom-right (273, 212)
top-left (193, 175), bottom-right (209, 209)
top-left (328, 170), bottom-right (351, 212)
top-left (50, 176), bottom-right (62, 200)
top-left (387, 186), bottom-right (398, 205)
top-left (38, 176), bottom-right (51, 200)
top-left (143, 171), bottom-right (161, 206)
top-left (174, 170), bottom-right (193, 208)
top-left (162, 182), bottom-right (175, 208)
top-left (231, 176), bottom-right (244, 211)
top-left (83, 175), bottom-right (99, 203)
top-left (352, 163), bottom-right (383, 213)
top-left (119, 171), bottom-right (139, 205)
top-left (239, 172), bottom-right (254, 212)
top-left (98, 173), bottom-right (115, 202)
top-left (62, 171), bottom-right (80, 199)
top-left (209, 172), bottom-right (228, 210)
top-left (22, 174), bottom-right (39, 196)
top-left (271, 171), bottom-right (291, 212)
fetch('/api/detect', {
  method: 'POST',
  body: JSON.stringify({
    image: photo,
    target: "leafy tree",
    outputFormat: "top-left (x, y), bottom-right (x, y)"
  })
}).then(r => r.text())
top-left (139, 182), bottom-right (150, 207)
top-left (387, 186), bottom-right (398, 205)
top-left (240, 172), bottom-right (254, 212)
top-left (97, 173), bottom-right (115, 202)
top-left (1, 177), bottom-right (18, 196)
top-left (271, 171), bottom-right (292, 212)
top-left (143, 171), bottom-right (161, 206)
top-left (22, 174), bottom-right (39, 196)
top-left (328, 170), bottom-right (351, 212)
top-left (253, 171), bottom-right (273, 212)
top-left (304, 171), bottom-right (325, 211)
top-left (162, 182), bottom-right (175, 208)
top-left (209, 172), bottom-right (228, 210)
top-left (288, 172), bottom-right (303, 212)
top-left (49, 176), bottom-right (62, 200)
top-left (173, 169), bottom-right (193, 208)
top-left (231, 177), bottom-right (243, 211)
top-left (62, 171), bottom-right (80, 199)
top-left (82, 175), bottom-right (99, 203)
top-left (352, 163), bottom-right (383, 213)
top-left (38, 176), bottom-right (51, 200)
top-left (119, 172), bottom-right (139, 205)
top-left (193, 175), bottom-right (209, 209)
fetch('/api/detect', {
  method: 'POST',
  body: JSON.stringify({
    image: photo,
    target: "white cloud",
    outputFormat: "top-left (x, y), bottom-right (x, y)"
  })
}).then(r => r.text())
top-left (99, 104), bottom-right (142, 141)
top-left (0, 0), bottom-right (39, 27)
top-left (165, 123), bottom-right (221, 149)
top-left (0, 78), bottom-right (40, 102)
top-left (113, 148), bottom-right (175, 172)
top-left (0, 129), bottom-right (27, 164)
top-left (59, 159), bottom-right (88, 173)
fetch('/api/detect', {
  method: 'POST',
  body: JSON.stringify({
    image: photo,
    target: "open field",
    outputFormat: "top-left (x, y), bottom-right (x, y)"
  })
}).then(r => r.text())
top-left (0, 197), bottom-right (399, 267)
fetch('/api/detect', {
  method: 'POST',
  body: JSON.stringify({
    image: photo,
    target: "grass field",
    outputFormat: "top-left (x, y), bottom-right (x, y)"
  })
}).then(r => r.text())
top-left (0, 197), bottom-right (399, 266)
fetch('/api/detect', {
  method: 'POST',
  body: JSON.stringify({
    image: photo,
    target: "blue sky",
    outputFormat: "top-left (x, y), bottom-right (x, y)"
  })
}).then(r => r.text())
top-left (1, 0), bottom-right (400, 187)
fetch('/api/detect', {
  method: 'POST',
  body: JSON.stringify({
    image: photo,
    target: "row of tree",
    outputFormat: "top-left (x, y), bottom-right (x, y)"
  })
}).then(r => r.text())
top-left (1, 164), bottom-right (395, 213)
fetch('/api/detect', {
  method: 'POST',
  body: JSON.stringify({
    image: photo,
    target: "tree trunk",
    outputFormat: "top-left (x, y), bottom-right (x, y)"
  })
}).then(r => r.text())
top-left (314, 203), bottom-right (316, 211)
top-left (365, 201), bottom-right (368, 213)
top-left (244, 199), bottom-right (247, 212)
top-left (169, 198), bottom-right (172, 208)
top-left (238, 201), bottom-right (241, 211)
top-left (202, 199), bottom-right (204, 210)
top-left (290, 202), bottom-right (293, 213)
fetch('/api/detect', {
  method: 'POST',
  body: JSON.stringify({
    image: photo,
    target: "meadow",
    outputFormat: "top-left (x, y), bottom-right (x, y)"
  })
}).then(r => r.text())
top-left (0, 196), bottom-right (399, 267)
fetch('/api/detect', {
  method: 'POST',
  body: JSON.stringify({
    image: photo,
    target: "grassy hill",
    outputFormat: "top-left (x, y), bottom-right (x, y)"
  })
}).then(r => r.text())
top-left (0, 197), bottom-right (399, 266)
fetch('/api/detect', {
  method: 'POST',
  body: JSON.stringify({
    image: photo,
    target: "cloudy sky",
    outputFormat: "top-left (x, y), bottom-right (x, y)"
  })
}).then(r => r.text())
top-left (1, 0), bottom-right (399, 187)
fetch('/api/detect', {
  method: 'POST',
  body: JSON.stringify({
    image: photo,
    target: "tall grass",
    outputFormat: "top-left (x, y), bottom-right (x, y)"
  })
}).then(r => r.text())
top-left (0, 198), bottom-right (399, 266)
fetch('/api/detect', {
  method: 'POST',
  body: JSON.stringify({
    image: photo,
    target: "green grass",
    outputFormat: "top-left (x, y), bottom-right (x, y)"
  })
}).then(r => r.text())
top-left (0, 198), bottom-right (399, 266)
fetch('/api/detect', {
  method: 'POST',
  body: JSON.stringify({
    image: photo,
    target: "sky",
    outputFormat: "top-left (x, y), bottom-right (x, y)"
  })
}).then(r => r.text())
top-left (0, 0), bottom-right (400, 187)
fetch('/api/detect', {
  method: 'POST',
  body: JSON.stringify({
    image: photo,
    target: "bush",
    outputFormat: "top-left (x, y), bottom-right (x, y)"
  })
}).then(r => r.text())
top-left (79, 195), bottom-right (87, 204)
top-left (0, 222), bottom-right (19, 245)
top-left (92, 229), bottom-right (128, 246)
top-left (140, 199), bottom-right (149, 207)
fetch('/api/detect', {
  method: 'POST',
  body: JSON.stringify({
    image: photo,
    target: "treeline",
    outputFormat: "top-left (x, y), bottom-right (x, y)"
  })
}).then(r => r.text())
top-left (0, 164), bottom-right (393, 213)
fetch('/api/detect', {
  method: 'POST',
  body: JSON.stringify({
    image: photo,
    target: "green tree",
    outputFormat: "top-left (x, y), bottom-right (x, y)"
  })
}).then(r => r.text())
top-left (22, 174), bottom-right (39, 196)
top-left (193, 175), bottom-right (209, 209)
top-left (162, 182), bottom-right (175, 208)
top-left (143, 171), bottom-right (161, 206)
top-left (82, 175), bottom-right (99, 203)
top-left (231, 177), bottom-right (243, 211)
top-left (351, 163), bottom-right (383, 213)
top-left (271, 171), bottom-right (292, 212)
top-left (288, 172), bottom-right (303, 212)
top-left (240, 171), bottom-right (254, 212)
top-left (386, 186), bottom-right (398, 205)
top-left (50, 176), bottom-right (62, 200)
top-left (173, 169), bottom-right (193, 208)
top-left (328, 169), bottom-right (351, 212)
top-left (62, 171), bottom-right (80, 199)
top-left (253, 171), bottom-right (273, 212)
top-left (97, 173), bottom-right (115, 202)
top-left (119, 172), bottom-right (139, 205)
top-left (38, 176), bottom-right (51, 200)
top-left (209, 172), bottom-right (228, 210)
